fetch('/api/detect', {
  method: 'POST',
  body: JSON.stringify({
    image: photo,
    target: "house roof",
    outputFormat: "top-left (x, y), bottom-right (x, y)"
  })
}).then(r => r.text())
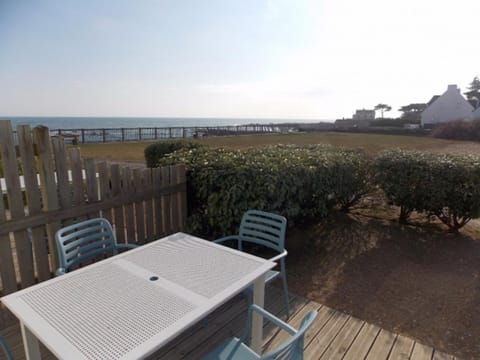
top-left (427, 95), bottom-right (440, 106)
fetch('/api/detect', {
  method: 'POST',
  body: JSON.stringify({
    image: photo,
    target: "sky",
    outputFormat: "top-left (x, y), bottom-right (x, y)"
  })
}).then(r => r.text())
top-left (0, 0), bottom-right (479, 120)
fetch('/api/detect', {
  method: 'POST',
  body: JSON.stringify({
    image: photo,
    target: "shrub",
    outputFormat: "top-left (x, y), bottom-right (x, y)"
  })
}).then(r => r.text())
top-left (158, 144), bottom-right (371, 237)
top-left (144, 140), bottom-right (206, 167)
top-left (375, 149), bottom-right (480, 231)
top-left (430, 120), bottom-right (480, 141)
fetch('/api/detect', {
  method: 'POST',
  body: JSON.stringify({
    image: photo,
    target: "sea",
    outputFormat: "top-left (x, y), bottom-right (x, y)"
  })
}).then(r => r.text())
top-left (5, 116), bottom-right (324, 130)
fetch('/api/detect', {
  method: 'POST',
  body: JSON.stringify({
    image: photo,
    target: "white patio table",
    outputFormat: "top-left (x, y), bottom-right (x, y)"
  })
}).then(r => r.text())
top-left (1, 232), bottom-right (275, 360)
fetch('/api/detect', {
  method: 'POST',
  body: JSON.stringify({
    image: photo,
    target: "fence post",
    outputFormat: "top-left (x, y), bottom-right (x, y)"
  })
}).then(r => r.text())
top-left (139, 127), bottom-right (142, 141)
top-left (33, 126), bottom-right (60, 270)
top-left (122, 128), bottom-right (125, 142)
top-left (102, 129), bottom-right (106, 143)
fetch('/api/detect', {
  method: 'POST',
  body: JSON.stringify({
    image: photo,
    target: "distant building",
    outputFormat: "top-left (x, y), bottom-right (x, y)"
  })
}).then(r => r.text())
top-left (421, 85), bottom-right (474, 127)
top-left (352, 109), bottom-right (375, 121)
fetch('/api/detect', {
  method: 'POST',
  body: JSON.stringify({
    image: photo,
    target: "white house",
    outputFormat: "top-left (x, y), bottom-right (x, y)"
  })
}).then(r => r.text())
top-left (421, 85), bottom-right (474, 127)
top-left (352, 109), bottom-right (375, 121)
top-left (472, 106), bottom-right (480, 121)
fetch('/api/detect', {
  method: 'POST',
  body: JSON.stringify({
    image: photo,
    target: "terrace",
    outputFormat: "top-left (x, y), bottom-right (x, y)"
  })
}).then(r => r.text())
top-left (1, 288), bottom-right (457, 360)
top-left (0, 120), bottom-right (461, 359)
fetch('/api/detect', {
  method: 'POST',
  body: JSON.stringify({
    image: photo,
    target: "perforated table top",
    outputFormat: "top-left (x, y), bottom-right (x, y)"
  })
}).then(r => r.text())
top-left (1, 233), bottom-right (275, 360)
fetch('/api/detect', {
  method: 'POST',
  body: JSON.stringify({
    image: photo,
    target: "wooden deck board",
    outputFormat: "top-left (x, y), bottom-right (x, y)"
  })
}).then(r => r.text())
top-left (318, 316), bottom-right (365, 360)
top-left (366, 329), bottom-right (397, 360)
top-left (388, 334), bottom-right (415, 360)
top-left (0, 287), bottom-right (462, 360)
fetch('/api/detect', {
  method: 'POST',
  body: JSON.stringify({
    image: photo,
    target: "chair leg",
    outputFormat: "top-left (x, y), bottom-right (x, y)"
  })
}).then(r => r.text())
top-left (245, 288), bottom-right (253, 308)
top-left (281, 272), bottom-right (290, 319)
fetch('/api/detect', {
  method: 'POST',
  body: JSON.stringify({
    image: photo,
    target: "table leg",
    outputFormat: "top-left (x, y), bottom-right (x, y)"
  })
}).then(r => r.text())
top-left (251, 274), bottom-right (266, 353)
top-left (20, 322), bottom-right (41, 360)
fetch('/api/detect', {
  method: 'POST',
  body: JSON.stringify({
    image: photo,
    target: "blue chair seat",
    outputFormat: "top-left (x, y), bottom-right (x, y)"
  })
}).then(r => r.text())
top-left (204, 337), bottom-right (260, 360)
top-left (265, 269), bottom-right (280, 283)
top-left (201, 304), bottom-right (317, 360)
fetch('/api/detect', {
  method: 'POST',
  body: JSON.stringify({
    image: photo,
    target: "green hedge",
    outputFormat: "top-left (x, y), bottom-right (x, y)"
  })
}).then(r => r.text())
top-left (430, 120), bottom-right (480, 141)
top-left (144, 140), bottom-right (206, 168)
top-left (375, 149), bottom-right (480, 231)
top-left (157, 144), bottom-right (371, 237)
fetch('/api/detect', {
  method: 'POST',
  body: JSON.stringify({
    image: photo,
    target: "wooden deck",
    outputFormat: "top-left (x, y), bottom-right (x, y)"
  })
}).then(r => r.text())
top-left (1, 287), bottom-right (460, 360)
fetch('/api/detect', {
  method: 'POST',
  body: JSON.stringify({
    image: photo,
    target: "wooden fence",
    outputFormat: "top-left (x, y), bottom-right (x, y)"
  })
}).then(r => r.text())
top-left (0, 120), bottom-right (187, 297)
top-left (11, 124), bottom-right (289, 145)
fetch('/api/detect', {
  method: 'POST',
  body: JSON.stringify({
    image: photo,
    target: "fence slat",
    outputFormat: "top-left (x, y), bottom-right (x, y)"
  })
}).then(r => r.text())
top-left (69, 148), bottom-right (84, 208)
top-left (33, 126), bottom-right (60, 270)
top-left (110, 165), bottom-right (125, 244)
top-left (122, 168), bottom-right (136, 243)
top-left (0, 164), bottom-right (17, 295)
top-left (133, 169), bottom-right (146, 244)
top-left (0, 121), bottom-right (35, 288)
top-left (51, 138), bottom-right (71, 210)
top-left (169, 166), bottom-right (179, 232)
top-left (152, 168), bottom-right (163, 238)
top-left (0, 120), bottom-right (20, 295)
top-left (143, 169), bottom-right (155, 242)
top-left (97, 162), bottom-right (113, 224)
top-left (177, 164), bottom-right (187, 231)
top-left (161, 166), bottom-right (171, 235)
top-left (84, 158), bottom-right (100, 219)
top-left (17, 125), bottom-right (51, 282)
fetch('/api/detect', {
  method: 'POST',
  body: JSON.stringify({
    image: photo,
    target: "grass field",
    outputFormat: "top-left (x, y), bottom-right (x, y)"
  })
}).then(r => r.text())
top-left (78, 131), bottom-right (480, 163)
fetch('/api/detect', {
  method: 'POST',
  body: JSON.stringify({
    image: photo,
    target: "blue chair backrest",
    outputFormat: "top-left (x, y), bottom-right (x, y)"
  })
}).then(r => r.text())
top-left (55, 218), bottom-right (118, 272)
top-left (238, 210), bottom-right (287, 253)
top-left (262, 310), bottom-right (317, 360)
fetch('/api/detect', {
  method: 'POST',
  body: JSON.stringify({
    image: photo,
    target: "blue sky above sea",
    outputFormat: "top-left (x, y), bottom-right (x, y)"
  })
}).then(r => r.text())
top-left (1, 0), bottom-right (479, 119)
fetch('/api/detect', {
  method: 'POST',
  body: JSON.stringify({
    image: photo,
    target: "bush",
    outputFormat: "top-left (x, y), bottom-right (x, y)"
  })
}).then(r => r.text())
top-left (430, 120), bottom-right (480, 141)
top-left (144, 140), bottom-right (206, 167)
top-left (375, 149), bottom-right (480, 231)
top-left (158, 144), bottom-right (371, 237)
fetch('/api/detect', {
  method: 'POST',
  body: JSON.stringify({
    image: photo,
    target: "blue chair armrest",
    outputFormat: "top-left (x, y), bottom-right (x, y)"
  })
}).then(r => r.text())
top-left (241, 304), bottom-right (296, 342)
top-left (55, 267), bottom-right (66, 276)
top-left (213, 235), bottom-right (241, 245)
top-left (269, 249), bottom-right (288, 262)
top-left (116, 244), bottom-right (138, 250)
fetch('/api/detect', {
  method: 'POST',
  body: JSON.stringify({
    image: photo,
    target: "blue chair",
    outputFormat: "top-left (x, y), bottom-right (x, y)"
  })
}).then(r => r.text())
top-left (55, 218), bottom-right (138, 275)
top-left (0, 336), bottom-right (13, 360)
top-left (201, 304), bottom-right (317, 360)
top-left (214, 210), bottom-right (290, 318)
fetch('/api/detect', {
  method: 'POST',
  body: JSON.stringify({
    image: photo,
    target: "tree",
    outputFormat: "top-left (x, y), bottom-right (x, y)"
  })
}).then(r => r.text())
top-left (374, 104), bottom-right (392, 118)
top-left (399, 103), bottom-right (427, 123)
top-left (464, 76), bottom-right (480, 108)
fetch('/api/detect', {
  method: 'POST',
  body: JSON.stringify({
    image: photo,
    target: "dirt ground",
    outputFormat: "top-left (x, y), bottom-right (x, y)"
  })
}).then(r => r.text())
top-left (286, 193), bottom-right (480, 360)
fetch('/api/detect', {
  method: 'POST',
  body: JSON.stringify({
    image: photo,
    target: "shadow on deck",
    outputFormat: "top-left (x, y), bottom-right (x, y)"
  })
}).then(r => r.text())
top-left (1, 287), bottom-right (460, 360)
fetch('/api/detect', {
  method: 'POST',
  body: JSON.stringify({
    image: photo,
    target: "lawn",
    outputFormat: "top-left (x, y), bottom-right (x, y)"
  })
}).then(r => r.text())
top-left (78, 131), bottom-right (480, 163)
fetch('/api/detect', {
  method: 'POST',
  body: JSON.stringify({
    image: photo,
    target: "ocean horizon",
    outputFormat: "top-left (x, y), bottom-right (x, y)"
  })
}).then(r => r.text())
top-left (4, 116), bottom-right (333, 130)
